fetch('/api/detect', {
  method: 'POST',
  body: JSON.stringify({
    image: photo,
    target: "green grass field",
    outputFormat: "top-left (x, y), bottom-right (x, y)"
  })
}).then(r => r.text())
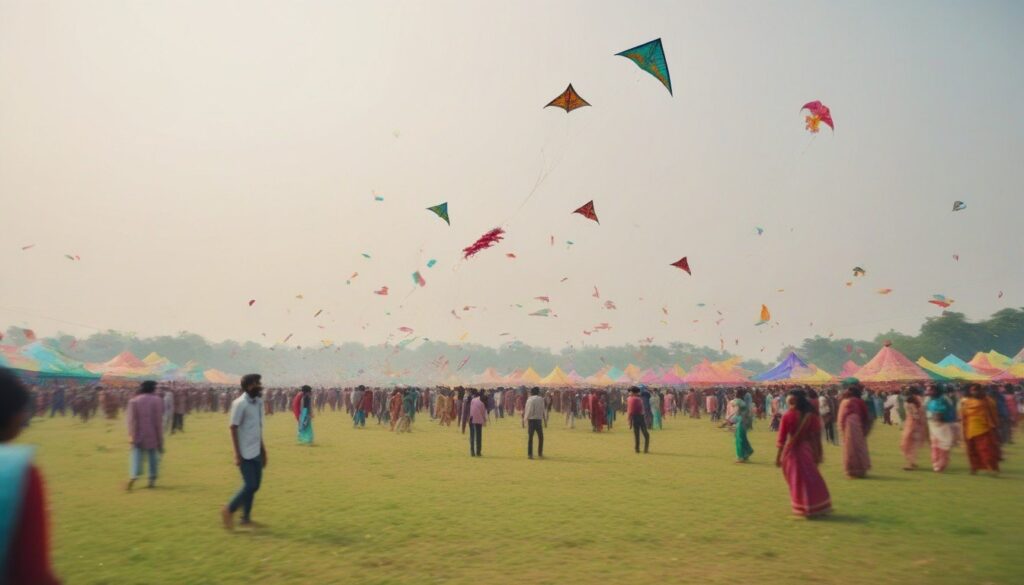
top-left (20, 409), bottom-right (1023, 585)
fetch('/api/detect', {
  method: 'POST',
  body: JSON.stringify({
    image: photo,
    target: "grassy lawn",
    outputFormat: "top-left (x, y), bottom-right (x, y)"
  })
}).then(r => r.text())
top-left (20, 409), bottom-right (1023, 585)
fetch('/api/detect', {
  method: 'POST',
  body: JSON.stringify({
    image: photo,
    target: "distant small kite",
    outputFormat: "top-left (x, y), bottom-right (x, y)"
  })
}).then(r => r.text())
top-left (545, 84), bottom-right (591, 113)
top-left (426, 259), bottom-right (437, 268)
top-left (877, 288), bottom-right (893, 295)
top-left (313, 309), bottom-right (323, 318)
top-left (756, 304), bottom-right (771, 325)
top-left (616, 38), bottom-right (672, 95)
top-left (852, 266), bottom-right (866, 277)
top-left (535, 296), bottom-right (550, 303)
top-left (21, 244), bottom-right (34, 251)
top-left (427, 202), bottom-right (450, 225)
top-left (374, 286), bottom-right (389, 296)
top-left (412, 271), bottom-right (426, 287)
top-left (529, 309), bottom-right (551, 317)
top-left (248, 299), bottom-right (255, 306)
top-left (572, 200), bottom-right (599, 224)
top-left (64, 254), bottom-right (80, 261)
top-left (952, 254), bottom-right (959, 261)
top-left (928, 294), bottom-right (954, 308)
top-left (952, 201), bottom-right (966, 212)
top-left (671, 257), bottom-right (691, 275)
top-left (505, 253), bottom-right (517, 259)
top-left (462, 227), bottom-right (505, 259)
top-left (592, 286), bottom-right (600, 299)
top-left (801, 101), bottom-right (834, 133)
top-left (755, 227), bottom-right (764, 236)
top-left (604, 300), bottom-right (617, 310)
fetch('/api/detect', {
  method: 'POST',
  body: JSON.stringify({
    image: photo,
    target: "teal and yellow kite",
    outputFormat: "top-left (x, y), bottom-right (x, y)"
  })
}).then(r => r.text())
top-left (616, 38), bottom-right (672, 95)
top-left (427, 202), bottom-right (450, 225)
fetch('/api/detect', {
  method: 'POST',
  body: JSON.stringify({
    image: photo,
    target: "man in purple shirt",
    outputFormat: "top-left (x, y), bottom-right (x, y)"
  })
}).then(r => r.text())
top-left (126, 380), bottom-right (164, 490)
top-left (468, 390), bottom-right (487, 457)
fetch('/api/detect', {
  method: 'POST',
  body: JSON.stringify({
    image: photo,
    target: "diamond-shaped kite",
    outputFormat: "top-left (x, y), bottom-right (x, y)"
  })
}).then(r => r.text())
top-left (545, 84), bottom-right (591, 113)
top-left (572, 200), bottom-right (599, 224)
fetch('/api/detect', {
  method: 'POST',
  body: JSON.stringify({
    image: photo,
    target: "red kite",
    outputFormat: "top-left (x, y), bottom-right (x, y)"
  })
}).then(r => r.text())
top-left (671, 257), bottom-right (691, 275)
top-left (572, 200), bottom-right (599, 224)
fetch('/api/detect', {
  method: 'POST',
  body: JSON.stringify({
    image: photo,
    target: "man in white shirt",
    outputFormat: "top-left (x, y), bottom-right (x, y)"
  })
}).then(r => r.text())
top-left (221, 374), bottom-right (267, 530)
top-left (523, 387), bottom-right (547, 459)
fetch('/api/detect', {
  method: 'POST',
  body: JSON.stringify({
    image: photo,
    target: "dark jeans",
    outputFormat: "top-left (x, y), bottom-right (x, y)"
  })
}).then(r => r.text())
top-left (171, 413), bottom-right (184, 433)
top-left (527, 419), bottom-right (544, 457)
top-left (469, 423), bottom-right (483, 456)
top-left (824, 421), bottom-right (837, 445)
top-left (631, 414), bottom-right (649, 453)
top-left (228, 457), bottom-right (263, 521)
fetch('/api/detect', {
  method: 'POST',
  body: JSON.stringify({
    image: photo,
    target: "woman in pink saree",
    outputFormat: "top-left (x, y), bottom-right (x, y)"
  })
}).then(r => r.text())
top-left (838, 380), bottom-right (872, 478)
top-left (900, 387), bottom-right (929, 470)
top-left (775, 390), bottom-right (831, 518)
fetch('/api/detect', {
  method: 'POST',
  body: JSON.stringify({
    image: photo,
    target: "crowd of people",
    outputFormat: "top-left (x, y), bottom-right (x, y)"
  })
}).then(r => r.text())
top-left (3, 368), bottom-right (1020, 582)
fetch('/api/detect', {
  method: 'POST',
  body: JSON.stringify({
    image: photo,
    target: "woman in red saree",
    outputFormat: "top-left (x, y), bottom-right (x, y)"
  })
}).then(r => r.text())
top-left (959, 384), bottom-right (1001, 475)
top-left (838, 380), bottom-right (872, 478)
top-left (775, 390), bottom-right (831, 518)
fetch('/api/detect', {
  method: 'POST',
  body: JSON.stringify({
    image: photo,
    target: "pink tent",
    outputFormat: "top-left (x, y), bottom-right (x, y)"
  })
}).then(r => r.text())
top-left (681, 359), bottom-right (750, 385)
top-left (854, 342), bottom-right (930, 382)
top-left (838, 360), bottom-right (861, 378)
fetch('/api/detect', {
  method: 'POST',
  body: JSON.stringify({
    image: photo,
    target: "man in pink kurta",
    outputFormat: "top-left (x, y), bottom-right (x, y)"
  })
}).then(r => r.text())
top-left (126, 381), bottom-right (165, 490)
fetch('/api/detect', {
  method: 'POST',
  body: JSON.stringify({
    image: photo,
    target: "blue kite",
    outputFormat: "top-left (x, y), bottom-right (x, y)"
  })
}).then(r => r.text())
top-left (616, 38), bottom-right (672, 95)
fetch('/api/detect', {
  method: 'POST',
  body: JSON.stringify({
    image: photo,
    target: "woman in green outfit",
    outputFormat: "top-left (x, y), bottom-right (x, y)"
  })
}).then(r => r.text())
top-left (732, 389), bottom-right (754, 462)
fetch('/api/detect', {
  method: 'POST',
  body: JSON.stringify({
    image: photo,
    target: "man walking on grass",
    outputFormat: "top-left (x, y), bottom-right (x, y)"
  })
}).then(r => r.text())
top-left (523, 387), bottom-right (547, 459)
top-left (628, 387), bottom-right (650, 454)
top-left (222, 374), bottom-right (267, 530)
top-left (126, 380), bottom-right (164, 491)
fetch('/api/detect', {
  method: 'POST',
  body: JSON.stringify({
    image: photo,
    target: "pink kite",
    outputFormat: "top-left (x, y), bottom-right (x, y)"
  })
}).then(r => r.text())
top-left (21, 244), bottom-right (34, 251)
top-left (463, 227), bottom-right (505, 259)
top-left (248, 299), bottom-right (256, 306)
top-left (398, 326), bottom-right (414, 333)
top-left (506, 253), bottom-right (517, 259)
top-left (801, 101), bottom-right (834, 133)
top-left (535, 296), bottom-right (550, 302)
top-left (604, 300), bottom-right (617, 310)
top-left (374, 286), bottom-right (389, 296)
top-left (412, 271), bottom-right (426, 287)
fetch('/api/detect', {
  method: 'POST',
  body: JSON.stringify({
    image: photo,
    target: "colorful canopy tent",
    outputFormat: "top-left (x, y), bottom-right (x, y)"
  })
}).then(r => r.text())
top-left (681, 359), bottom-right (750, 385)
top-left (917, 356), bottom-right (989, 381)
top-left (586, 366), bottom-right (615, 386)
top-left (88, 351), bottom-right (150, 378)
top-left (566, 370), bottom-right (586, 385)
top-left (540, 366), bottom-right (572, 386)
top-left (671, 364), bottom-right (687, 379)
top-left (968, 351), bottom-right (1012, 375)
top-left (0, 345), bottom-right (41, 372)
top-left (17, 342), bottom-right (100, 379)
top-left (992, 363), bottom-right (1024, 381)
top-left (839, 361), bottom-right (861, 378)
top-left (518, 367), bottom-right (542, 385)
top-left (604, 366), bottom-right (625, 382)
top-left (639, 369), bottom-right (662, 385)
top-left (854, 342), bottom-right (930, 382)
top-left (503, 369), bottom-right (524, 385)
top-left (203, 369), bottom-right (240, 385)
top-left (142, 352), bottom-right (180, 378)
top-left (660, 369), bottom-right (686, 386)
top-left (753, 352), bottom-right (810, 382)
top-left (793, 365), bottom-right (836, 384)
top-left (1013, 347), bottom-right (1024, 363)
top-left (623, 364), bottom-right (643, 382)
top-left (473, 367), bottom-right (505, 386)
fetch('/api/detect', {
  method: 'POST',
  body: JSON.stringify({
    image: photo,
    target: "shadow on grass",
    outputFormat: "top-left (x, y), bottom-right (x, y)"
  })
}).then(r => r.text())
top-left (811, 513), bottom-right (868, 524)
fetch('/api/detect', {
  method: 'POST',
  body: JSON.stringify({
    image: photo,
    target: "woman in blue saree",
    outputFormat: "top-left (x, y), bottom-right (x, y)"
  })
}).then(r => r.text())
top-left (732, 389), bottom-right (754, 462)
top-left (293, 385), bottom-right (314, 445)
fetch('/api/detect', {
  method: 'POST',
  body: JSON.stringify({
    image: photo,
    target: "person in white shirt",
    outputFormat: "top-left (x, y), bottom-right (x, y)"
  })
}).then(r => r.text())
top-left (523, 387), bottom-right (547, 459)
top-left (221, 374), bottom-right (267, 530)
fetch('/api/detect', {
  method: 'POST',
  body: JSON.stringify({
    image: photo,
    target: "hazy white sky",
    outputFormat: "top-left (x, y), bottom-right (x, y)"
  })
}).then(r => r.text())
top-left (2, 0), bottom-right (1022, 358)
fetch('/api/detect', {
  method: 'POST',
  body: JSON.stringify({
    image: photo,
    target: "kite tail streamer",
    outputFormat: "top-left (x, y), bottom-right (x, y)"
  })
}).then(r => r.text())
top-left (462, 228), bottom-right (506, 259)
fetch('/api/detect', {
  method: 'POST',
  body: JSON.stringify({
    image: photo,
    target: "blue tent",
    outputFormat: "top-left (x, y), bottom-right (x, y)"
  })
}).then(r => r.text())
top-left (752, 352), bottom-right (810, 382)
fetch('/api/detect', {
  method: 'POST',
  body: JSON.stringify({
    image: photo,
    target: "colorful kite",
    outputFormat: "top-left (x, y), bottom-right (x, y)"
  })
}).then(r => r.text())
top-left (505, 253), bottom-right (517, 259)
top-left (397, 326), bottom-right (414, 334)
top-left (373, 193), bottom-right (384, 202)
top-left (412, 271), bottom-right (426, 287)
top-left (426, 259), bottom-right (437, 268)
top-left (756, 304), bottom-right (771, 325)
top-left (852, 266), bottom-right (866, 277)
top-left (529, 309), bottom-right (551, 317)
top-left (572, 200), bottom-right (599, 224)
top-left (671, 257), bottom-right (691, 275)
top-left (346, 272), bottom-right (358, 285)
top-left (952, 201), bottom-right (966, 212)
top-left (534, 296), bottom-right (550, 303)
top-left (374, 286), bottom-right (389, 296)
top-left (593, 322), bottom-right (611, 331)
top-left (928, 294), bottom-right (954, 308)
top-left (64, 254), bottom-right (80, 261)
top-left (545, 84), bottom-right (591, 113)
top-left (801, 101), bottom-right (834, 133)
top-left (427, 202), bottom-right (450, 225)
top-left (616, 38), bottom-right (672, 95)
top-left (248, 299), bottom-right (255, 306)
top-left (877, 288), bottom-right (893, 295)
top-left (462, 227), bottom-right (505, 259)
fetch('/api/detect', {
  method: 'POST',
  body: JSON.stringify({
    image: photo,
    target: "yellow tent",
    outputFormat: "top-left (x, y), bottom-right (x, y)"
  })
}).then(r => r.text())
top-left (916, 357), bottom-right (989, 381)
top-left (519, 367), bottom-right (542, 385)
top-left (540, 366), bottom-right (571, 386)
